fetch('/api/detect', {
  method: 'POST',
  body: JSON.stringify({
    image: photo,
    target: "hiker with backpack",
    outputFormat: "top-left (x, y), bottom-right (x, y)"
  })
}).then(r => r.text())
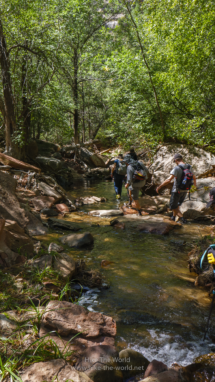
top-left (206, 187), bottom-right (215, 209)
top-left (123, 154), bottom-right (148, 215)
top-left (111, 154), bottom-right (127, 199)
top-left (156, 153), bottom-right (196, 223)
top-left (129, 146), bottom-right (138, 161)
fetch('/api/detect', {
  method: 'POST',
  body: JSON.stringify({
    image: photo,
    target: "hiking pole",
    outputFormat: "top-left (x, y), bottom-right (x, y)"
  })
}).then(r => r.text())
top-left (203, 291), bottom-right (215, 341)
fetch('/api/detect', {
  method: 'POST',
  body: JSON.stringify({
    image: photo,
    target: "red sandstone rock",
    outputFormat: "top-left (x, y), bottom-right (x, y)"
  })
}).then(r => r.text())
top-left (55, 203), bottom-right (70, 213)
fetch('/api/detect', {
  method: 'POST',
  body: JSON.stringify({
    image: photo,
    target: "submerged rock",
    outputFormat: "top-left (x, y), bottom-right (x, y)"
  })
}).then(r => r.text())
top-left (89, 210), bottom-right (123, 217)
top-left (138, 221), bottom-right (178, 235)
top-left (59, 232), bottom-right (94, 248)
top-left (48, 218), bottom-right (80, 231)
top-left (75, 196), bottom-right (106, 205)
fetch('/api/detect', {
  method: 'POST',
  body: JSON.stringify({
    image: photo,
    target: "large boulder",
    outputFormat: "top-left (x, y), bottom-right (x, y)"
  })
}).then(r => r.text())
top-left (36, 156), bottom-right (63, 173)
top-left (40, 301), bottom-right (116, 338)
top-left (118, 348), bottom-right (150, 379)
top-left (150, 144), bottom-right (215, 185)
top-left (39, 301), bottom-right (116, 353)
top-left (180, 201), bottom-right (206, 219)
top-left (76, 345), bottom-right (123, 382)
top-left (36, 139), bottom-right (59, 157)
top-left (0, 171), bottom-right (27, 227)
top-left (192, 177), bottom-right (215, 203)
top-left (80, 148), bottom-right (106, 168)
top-left (19, 359), bottom-right (93, 382)
top-left (59, 232), bottom-right (94, 248)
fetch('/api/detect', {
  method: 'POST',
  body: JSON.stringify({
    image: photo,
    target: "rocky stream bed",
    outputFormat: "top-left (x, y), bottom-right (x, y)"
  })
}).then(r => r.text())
top-left (1, 141), bottom-right (215, 381)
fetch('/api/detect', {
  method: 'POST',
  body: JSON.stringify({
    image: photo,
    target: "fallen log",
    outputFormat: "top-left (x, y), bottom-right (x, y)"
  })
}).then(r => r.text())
top-left (0, 153), bottom-right (41, 173)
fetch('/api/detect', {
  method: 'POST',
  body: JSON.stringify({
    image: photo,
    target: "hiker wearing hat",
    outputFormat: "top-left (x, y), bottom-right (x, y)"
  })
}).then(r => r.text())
top-left (156, 153), bottom-right (196, 223)
top-left (111, 154), bottom-right (126, 199)
top-left (123, 154), bottom-right (148, 215)
top-left (206, 188), bottom-right (215, 209)
top-left (129, 146), bottom-right (138, 161)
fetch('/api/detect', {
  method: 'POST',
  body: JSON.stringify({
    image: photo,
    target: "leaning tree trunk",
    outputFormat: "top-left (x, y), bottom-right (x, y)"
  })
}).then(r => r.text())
top-left (0, 20), bottom-right (17, 153)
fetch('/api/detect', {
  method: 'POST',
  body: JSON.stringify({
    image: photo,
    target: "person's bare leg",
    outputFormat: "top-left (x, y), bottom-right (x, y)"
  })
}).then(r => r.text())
top-left (175, 206), bottom-right (183, 218)
top-left (129, 189), bottom-right (132, 206)
top-left (172, 208), bottom-right (177, 217)
top-left (133, 200), bottom-right (141, 210)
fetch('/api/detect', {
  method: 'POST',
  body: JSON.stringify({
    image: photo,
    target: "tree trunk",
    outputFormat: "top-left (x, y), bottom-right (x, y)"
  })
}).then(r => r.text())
top-left (82, 82), bottom-right (85, 143)
top-left (0, 20), bottom-right (17, 152)
top-left (88, 107), bottom-right (91, 140)
top-left (73, 49), bottom-right (79, 144)
top-left (21, 52), bottom-right (31, 145)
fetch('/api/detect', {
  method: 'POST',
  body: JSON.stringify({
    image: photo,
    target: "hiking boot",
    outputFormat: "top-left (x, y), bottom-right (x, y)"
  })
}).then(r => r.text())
top-left (171, 216), bottom-right (176, 221)
top-left (116, 194), bottom-right (121, 199)
top-left (138, 209), bottom-right (142, 216)
top-left (179, 217), bottom-right (187, 224)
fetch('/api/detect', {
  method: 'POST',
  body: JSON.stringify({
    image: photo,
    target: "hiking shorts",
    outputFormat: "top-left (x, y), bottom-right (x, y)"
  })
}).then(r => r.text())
top-left (129, 180), bottom-right (146, 200)
top-left (170, 191), bottom-right (187, 210)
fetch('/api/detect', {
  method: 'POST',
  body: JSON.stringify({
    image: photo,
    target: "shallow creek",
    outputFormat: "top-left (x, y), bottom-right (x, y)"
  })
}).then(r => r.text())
top-left (39, 180), bottom-right (215, 366)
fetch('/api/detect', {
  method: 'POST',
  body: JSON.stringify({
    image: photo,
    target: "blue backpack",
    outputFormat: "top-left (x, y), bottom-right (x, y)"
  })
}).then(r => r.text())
top-left (200, 244), bottom-right (215, 271)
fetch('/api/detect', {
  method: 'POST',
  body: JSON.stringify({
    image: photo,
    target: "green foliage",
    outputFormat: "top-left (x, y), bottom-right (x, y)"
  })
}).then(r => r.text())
top-left (0, 0), bottom-right (215, 147)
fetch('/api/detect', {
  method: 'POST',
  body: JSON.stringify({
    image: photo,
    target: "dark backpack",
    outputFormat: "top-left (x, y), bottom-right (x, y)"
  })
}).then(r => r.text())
top-left (132, 161), bottom-right (147, 182)
top-left (178, 164), bottom-right (193, 191)
top-left (116, 160), bottom-right (127, 176)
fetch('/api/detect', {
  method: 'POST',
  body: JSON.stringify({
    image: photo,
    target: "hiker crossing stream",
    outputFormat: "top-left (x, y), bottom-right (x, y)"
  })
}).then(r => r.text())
top-left (39, 179), bottom-right (215, 367)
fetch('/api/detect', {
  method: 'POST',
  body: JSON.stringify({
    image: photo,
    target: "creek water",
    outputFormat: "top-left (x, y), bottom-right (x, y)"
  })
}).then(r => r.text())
top-left (40, 179), bottom-right (215, 367)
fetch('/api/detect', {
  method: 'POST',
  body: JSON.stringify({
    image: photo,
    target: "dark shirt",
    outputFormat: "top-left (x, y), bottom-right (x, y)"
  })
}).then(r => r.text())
top-left (130, 152), bottom-right (138, 161)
